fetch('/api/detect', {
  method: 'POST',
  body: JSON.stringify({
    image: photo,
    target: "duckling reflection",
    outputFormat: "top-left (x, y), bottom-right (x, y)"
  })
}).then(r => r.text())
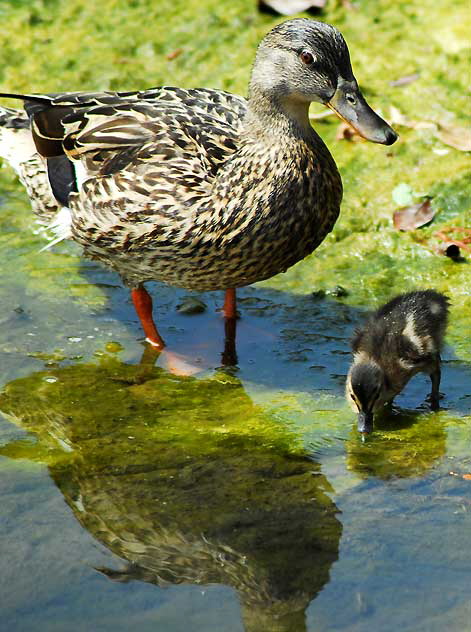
top-left (346, 406), bottom-right (447, 479)
top-left (0, 357), bottom-right (341, 632)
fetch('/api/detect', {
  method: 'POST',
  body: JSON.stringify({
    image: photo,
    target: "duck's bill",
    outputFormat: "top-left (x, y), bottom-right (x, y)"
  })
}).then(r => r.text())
top-left (357, 411), bottom-right (374, 434)
top-left (327, 81), bottom-right (398, 145)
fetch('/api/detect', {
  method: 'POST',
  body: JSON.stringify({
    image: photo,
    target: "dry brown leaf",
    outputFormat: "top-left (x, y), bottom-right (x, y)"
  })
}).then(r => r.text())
top-left (258, 0), bottom-right (326, 15)
top-left (390, 73), bottom-right (420, 87)
top-left (388, 106), bottom-right (471, 151)
top-left (389, 105), bottom-right (415, 127)
top-left (412, 121), bottom-right (438, 132)
top-left (434, 228), bottom-right (471, 252)
top-left (413, 227), bottom-right (470, 259)
top-left (393, 198), bottom-right (436, 231)
top-left (436, 123), bottom-right (471, 152)
top-left (166, 48), bottom-right (183, 61)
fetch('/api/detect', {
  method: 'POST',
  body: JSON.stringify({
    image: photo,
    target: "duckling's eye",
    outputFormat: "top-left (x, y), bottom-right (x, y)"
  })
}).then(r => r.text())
top-left (299, 50), bottom-right (315, 65)
top-left (346, 93), bottom-right (356, 105)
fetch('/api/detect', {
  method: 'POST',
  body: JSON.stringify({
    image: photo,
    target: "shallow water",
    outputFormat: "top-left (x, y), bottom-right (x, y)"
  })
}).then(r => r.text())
top-left (1, 0), bottom-right (470, 630)
top-left (1, 228), bottom-right (470, 632)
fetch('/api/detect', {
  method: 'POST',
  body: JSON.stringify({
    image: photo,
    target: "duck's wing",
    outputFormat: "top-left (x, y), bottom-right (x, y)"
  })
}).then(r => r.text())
top-left (0, 87), bottom-right (247, 206)
top-left (59, 88), bottom-right (246, 178)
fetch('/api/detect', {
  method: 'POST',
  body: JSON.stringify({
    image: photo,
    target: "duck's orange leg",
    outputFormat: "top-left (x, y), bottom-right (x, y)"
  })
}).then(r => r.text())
top-left (131, 285), bottom-right (165, 349)
top-left (222, 314), bottom-right (238, 366)
top-left (223, 288), bottom-right (237, 320)
top-left (221, 288), bottom-right (238, 366)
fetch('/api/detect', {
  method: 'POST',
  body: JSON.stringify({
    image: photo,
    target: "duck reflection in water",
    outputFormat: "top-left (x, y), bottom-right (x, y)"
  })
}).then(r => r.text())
top-left (0, 356), bottom-right (342, 632)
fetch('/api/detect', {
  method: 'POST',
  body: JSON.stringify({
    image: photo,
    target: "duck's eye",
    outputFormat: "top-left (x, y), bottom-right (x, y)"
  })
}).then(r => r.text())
top-left (299, 50), bottom-right (314, 65)
top-left (346, 93), bottom-right (356, 105)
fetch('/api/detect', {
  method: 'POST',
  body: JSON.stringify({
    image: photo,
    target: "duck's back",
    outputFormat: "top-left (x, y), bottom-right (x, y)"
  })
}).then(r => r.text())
top-left (354, 290), bottom-right (449, 367)
top-left (375, 291), bottom-right (449, 343)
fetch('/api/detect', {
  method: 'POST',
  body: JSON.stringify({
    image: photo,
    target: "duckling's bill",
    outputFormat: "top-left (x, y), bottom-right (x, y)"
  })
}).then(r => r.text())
top-left (357, 410), bottom-right (374, 434)
top-left (327, 79), bottom-right (398, 145)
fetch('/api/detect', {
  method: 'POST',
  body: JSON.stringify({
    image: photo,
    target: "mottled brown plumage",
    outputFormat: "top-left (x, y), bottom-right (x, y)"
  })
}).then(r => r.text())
top-left (0, 19), bottom-right (397, 347)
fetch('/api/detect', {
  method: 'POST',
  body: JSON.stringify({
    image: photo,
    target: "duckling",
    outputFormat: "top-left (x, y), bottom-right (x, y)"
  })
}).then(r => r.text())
top-left (0, 19), bottom-right (397, 349)
top-left (346, 290), bottom-right (449, 433)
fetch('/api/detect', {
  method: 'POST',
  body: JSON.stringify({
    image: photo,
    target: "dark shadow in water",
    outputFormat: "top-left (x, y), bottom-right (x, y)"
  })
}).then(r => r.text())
top-left (0, 358), bottom-right (342, 632)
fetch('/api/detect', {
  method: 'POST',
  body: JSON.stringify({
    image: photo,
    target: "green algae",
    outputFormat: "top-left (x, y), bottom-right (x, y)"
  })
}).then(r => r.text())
top-left (346, 409), bottom-right (448, 479)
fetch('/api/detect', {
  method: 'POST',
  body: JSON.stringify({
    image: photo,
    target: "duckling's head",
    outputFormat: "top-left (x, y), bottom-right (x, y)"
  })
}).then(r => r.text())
top-left (250, 19), bottom-right (397, 145)
top-left (346, 361), bottom-right (387, 433)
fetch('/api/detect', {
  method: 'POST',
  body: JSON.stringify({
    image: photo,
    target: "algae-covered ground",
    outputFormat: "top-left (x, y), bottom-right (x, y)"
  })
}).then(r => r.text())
top-left (0, 1), bottom-right (470, 631)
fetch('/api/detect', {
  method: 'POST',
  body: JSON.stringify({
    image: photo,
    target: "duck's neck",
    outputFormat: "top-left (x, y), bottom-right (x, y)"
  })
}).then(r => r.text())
top-left (244, 85), bottom-right (315, 141)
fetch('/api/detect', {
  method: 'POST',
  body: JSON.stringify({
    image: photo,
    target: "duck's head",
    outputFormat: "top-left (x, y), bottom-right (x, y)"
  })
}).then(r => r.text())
top-left (346, 361), bottom-right (388, 433)
top-left (251, 19), bottom-right (397, 145)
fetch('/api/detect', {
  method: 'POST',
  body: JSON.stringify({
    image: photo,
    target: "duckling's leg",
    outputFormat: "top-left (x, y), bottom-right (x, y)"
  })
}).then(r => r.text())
top-left (223, 288), bottom-right (237, 319)
top-left (429, 354), bottom-right (441, 410)
top-left (131, 284), bottom-right (165, 349)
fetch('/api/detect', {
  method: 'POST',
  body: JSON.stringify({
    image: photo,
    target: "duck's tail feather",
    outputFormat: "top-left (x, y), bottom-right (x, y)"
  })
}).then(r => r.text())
top-left (38, 206), bottom-right (73, 252)
top-left (1, 93), bottom-right (78, 221)
top-left (0, 102), bottom-right (62, 223)
top-left (0, 92), bottom-right (71, 158)
top-left (0, 106), bottom-right (36, 174)
top-left (0, 92), bottom-right (53, 102)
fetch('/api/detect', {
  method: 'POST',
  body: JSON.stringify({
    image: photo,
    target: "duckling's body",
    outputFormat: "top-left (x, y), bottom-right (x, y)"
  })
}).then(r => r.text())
top-left (346, 290), bottom-right (449, 433)
top-left (0, 19), bottom-right (396, 348)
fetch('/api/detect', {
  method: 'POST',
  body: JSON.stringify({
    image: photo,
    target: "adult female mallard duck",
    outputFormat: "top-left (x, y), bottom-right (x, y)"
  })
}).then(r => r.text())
top-left (0, 19), bottom-right (397, 350)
